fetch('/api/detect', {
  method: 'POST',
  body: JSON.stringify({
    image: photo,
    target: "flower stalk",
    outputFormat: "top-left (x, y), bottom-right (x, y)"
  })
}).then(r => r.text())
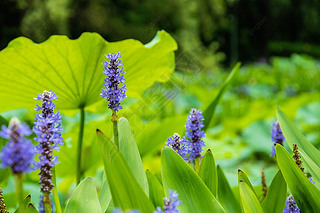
top-left (76, 107), bottom-right (85, 184)
top-left (0, 188), bottom-right (8, 213)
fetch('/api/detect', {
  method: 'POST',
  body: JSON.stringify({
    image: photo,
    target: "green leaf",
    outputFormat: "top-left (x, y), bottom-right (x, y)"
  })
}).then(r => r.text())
top-left (202, 62), bottom-right (240, 130)
top-left (261, 171), bottom-right (287, 213)
top-left (15, 195), bottom-right (31, 213)
top-left (0, 31), bottom-right (177, 112)
top-left (239, 181), bottom-right (264, 213)
top-left (96, 129), bottom-right (155, 213)
top-left (198, 149), bottom-right (218, 196)
top-left (146, 170), bottom-right (165, 208)
top-left (64, 177), bottom-right (103, 213)
top-left (118, 117), bottom-right (149, 195)
top-left (238, 170), bottom-right (256, 196)
top-left (275, 144), bottom-right (320, 212)
top-left (277, 109), bottom-right (320, 168)
top-left (0, 168), bottom-right (11, 188)
top-left (25, 204), bottom-right (39, 213)
top-left (217, 166), bottom-right (241, 213)
top-left (99, 176), bottom-right (112, 213)
top-left (161, 147), bottom-right (225, 213)
top-left (277, 109), bottom-right (320, 188)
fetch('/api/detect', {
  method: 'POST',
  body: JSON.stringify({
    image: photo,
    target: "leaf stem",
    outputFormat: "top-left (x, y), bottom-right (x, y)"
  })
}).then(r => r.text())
top-left (14, 173), bottom-right (23, 210)
top-left (111, 111), bottom-right (119, 147)
top-left (76, 107), bottom-right (85, 185)
top-left (52, 167), bottom-right (62, 213)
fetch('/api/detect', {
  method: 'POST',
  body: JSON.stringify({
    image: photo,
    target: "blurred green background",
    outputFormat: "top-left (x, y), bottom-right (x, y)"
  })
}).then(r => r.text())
top-left (0, 0), bottom-right (320, 210)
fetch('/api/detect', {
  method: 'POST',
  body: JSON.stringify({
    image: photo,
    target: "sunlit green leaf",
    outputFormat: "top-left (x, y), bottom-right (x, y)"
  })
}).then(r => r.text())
top-left (118, 117), bottom-right (149, 195)
top-left (275, 144), bottom-right (320, 212)
top-left (0, 31), bottom-right (177, 113)
top-left (238, 169), bottom-right (256, 197)
top-left (198, 149), bottom-right (218, 196)
top-left (261, 170), bottom-right (287, 213)
top-left (64, 177), bottom-right (102, 213)
top-left (96, 130), bottom-right (155, 213)
top-left (25, 204), bottom-right (38, 213)
top-left (161, 147), bottom-right (225, 213)
top-left (239, 181), bottom-right (264, 213)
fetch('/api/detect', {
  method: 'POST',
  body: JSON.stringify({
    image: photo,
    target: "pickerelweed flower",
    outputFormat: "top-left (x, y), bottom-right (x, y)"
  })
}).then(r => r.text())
top-left (0, 118), bottom-right (35, 173)
top-left (166, 133), bottom-right (189, 161)
top-left (33, 90), bottom-right (63, 193)
top-left (185, 108), bottom-right (205, 162)
top-left (270, 121), bottom-right (285, 157)
top-left (283, 195), bottom-right (300, 213)
top-left (309, 176), bottom-right (315, 184)
top-left (101, 52), bottom-right (127, 112)
top-left (154, 190), bottom-right (181, 213)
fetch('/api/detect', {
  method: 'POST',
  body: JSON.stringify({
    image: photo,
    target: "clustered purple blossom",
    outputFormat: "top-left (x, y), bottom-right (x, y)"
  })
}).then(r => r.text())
top-left (154, 190), bottom-right (181, 213)
top-left (283, 195), bottom-right (300, 213)
top-left (270, 121), bottom-right (285, 157)
top-left (166, 133), bottom-right (189, 161)
top-left (101, 52), bottom-right (127, 112)
top-left (0, 118), bottom-right (35, 173)
top-left (185, 108), bottom-right (205, 162)
top-left (33, 90), bottom-right (63, 193)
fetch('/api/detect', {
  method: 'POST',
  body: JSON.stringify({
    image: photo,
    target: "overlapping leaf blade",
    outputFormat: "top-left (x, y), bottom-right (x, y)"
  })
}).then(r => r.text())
top-left (118, 117), bottom-right (149, 195)
top-left (217, 166), bottom-right (241, 213)
top-left (239, 181), bottom-right (264, 213)
top-left (198, 149), bottom-right (218, 196)
top-left (161, 147), bottom-right (225, 213)
top-left (275, 144), bottom-right (320, 212)
top-left (0, 31), bottom-right (177, 112)
top-left (96, 130), bottom-right (155, 213)
top-left (64, 177), bottom-right (102, 213)
top-left (277, 109), bottom-right (320, 167)
top-left (261, 170), bottom-right (287, 213)
top-left (146, 170), bottom-right (165, 208)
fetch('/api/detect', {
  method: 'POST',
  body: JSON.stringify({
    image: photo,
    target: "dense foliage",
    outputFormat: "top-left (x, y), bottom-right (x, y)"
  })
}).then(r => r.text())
top-left (0, 31), bottom-right (319, 212)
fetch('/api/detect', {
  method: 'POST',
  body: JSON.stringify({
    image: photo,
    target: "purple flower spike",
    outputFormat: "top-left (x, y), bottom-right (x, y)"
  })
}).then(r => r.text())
top-left (283, 195), bottom-right (300, 213)
top-left (185, 108), bottom-right (205, 162)
top-left (154, 190), bottom-right (182, 213)
top-left (270, 121), bottom-right (285, 157)
top-left (166, 133), bottom-right (189, 161)
top-left (33, 90), bottom-right (63, 193)
top-left (0, 118), bottom-right (35, 174)
top-left (101, 52), bottom-right (127, 112)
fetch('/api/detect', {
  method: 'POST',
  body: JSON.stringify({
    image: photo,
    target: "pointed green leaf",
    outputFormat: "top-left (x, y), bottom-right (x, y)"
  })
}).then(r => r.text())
top-left (64, 177), bottom-right (102, 213)
top-left (118, 117), bottom-right (149, 195)
top-left (202, 62), bottom-right (240, 130)
top-left (299, 150), bottom-right (320, 189)
top-left (146, 170), bottom-right (165, 208)
top-left (261, 171), bottom-right (287, 213)
top-left (161, 147), bottom-right (225, 213)
top-left (98, 176), bottom-right (112, 213)
top-left (217, 166), bottom-right (241, 213)
top-left (275, 144), bottom-right (320, 212)
top-left (239, 181), bottom-right (264, 213)
top-left (238, 170), bottom-right (256, 196)
top-left (96, 130), bottom-right (155, 213)
top-left (15, 195), bottom-right (31, 213)
top-left (198, 149), bottom-right (218, 196)
top-left (25, 204), bottom-right (38, 213)
top-left (0, 31), bottom-right (177, 112)
top-left (277, 109), bottom-right (320, 167)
